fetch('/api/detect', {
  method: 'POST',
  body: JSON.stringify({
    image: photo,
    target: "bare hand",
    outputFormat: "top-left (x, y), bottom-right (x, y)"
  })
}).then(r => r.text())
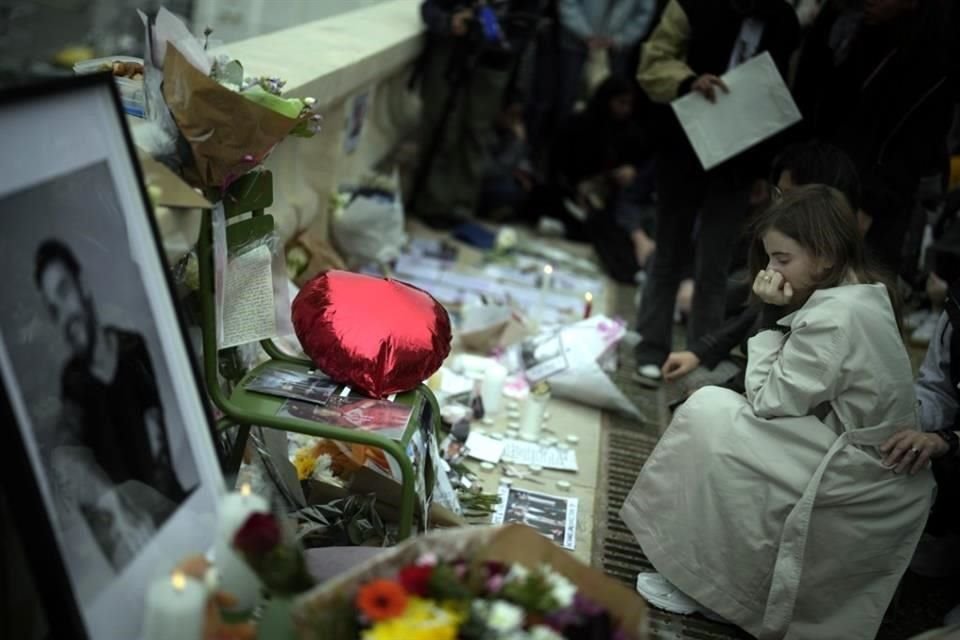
top-left (691, 74), bottom-right (729, 103)
top-left (662, 351), bottom-right (701, 381)
top-left (451, 9), bottom-right (472, 36)
top-left (880, 429), bottom-right (949, 475)
top-left (752, 269), bottom-right (793, 306)
top-left (612, 165), bottom-right (637, 187)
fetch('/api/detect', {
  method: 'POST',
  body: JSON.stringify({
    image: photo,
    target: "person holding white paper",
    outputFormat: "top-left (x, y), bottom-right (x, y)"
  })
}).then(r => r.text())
top-left (631, 0), bottom-right (799, 385)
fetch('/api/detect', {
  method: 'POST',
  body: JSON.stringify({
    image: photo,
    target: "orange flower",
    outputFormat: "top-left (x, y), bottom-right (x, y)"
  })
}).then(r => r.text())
top-left (356, 580), bottom-right (409, 622)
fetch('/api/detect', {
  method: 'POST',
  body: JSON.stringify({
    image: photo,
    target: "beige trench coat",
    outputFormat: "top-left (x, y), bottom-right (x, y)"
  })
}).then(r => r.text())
top-left (621, 284), bottom-right (935, 639)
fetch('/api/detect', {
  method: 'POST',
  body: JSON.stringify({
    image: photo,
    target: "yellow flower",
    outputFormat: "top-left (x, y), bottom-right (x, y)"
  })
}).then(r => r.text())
top-left (362, 597), bottom-right (461, 640)
top-left (292, 446), bottom-right (318, 480)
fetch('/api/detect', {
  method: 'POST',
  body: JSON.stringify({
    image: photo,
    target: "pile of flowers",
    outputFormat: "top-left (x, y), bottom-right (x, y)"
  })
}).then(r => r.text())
top-left (342, 554), bottom-right (628, 640)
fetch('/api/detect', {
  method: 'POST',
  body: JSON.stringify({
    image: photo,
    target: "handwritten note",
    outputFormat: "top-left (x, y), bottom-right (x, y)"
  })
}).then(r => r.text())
top-left (502, 439), bottom-right (578, 472)
top-left (221, 244), bottom-right (277, 348)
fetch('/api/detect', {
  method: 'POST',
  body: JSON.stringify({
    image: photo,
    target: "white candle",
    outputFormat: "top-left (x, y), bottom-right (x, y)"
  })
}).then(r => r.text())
top-left (481, 363), bottom-right (508, 415)
top-left (518, 384), bottom-right (550, 441)
top-left (534, 264), bottom-right (553, 324)
top-left (214, 484), bottom-right (269, 615)
top-left (142, 570), bottom-right (206, 640)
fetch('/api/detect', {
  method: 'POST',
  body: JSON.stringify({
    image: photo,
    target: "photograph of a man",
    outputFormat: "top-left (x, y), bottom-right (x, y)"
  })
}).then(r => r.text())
top-left (36, 239), bottom-right (193, 570)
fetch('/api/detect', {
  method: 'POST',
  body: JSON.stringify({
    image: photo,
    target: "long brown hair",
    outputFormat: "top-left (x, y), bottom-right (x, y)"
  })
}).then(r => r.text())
top-left (748, 184), bottom-right (902, 328)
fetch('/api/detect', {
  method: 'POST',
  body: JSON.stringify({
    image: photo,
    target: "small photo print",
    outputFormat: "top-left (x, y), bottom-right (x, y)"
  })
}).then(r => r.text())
top-left (520, 333), bottom-right (568, 383)
top-left (492, 485), bottom-right (578, 550)
top-left (244, 368), bottom-right (337, 406)
top-left (276, 394), bottom-right (413, 440)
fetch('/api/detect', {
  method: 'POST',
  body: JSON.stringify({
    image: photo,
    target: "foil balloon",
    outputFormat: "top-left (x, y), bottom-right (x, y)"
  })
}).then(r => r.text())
top-left (292, 271), bottom-right (452, 398)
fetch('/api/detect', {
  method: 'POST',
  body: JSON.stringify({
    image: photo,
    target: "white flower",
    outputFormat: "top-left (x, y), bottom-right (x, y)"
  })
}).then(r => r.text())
top-left (416, 552), bottom-right (438, 566)
top-left (487, 600), bottom-right (525, 633)
top-left (529, 626), bottom-right (565, 640)
top-left (310, 454), bottom-right (334, 481)
top-left (504, 563), bottom-right (530, 584)
top-left (544, 569), bottom-right (577, 608)
top-left (496, 227), bottom-right (518, 251)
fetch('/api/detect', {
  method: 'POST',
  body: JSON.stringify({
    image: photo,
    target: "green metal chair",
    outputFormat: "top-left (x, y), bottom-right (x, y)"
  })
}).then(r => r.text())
top-left (196, 171), bottom-right (439, 540)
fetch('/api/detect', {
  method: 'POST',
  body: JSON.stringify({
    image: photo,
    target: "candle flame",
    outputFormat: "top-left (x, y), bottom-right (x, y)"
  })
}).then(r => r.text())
top-left (543, 264), bottom-right (553, 275)
top-left (240, 483), bottom-right (252, 497)
top-left (585, 292), bottom-right (593, 302)
top-left (171, 571), bottom-right (187, 591)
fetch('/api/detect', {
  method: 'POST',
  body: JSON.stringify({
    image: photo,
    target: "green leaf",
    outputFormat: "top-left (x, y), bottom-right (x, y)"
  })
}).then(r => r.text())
top-left (241, 85), bottom-right (304, 119)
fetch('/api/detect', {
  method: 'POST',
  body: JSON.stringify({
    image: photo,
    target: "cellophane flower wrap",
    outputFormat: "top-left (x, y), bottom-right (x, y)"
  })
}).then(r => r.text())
top-left (291, 525), bottom-right (648, 640)
top-left (162, 44), bottom-right (321, 191)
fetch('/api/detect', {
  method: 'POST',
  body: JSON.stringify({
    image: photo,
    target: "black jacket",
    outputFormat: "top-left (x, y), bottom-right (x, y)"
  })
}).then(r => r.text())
top-left (793, 1), bottom-right (954, 221)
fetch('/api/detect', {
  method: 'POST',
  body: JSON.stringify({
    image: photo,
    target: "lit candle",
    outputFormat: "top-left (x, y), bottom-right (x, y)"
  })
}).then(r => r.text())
top-left (583, 292), bottom-right (593, 319)
top-left (142, 570), bottom-right (206, 640)
top-left (214, 484), bottom-right (269, 616)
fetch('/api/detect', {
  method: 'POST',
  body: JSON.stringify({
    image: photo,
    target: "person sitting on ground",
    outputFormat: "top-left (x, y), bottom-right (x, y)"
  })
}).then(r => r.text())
top-left (551, 74), bottom-right (657, 282)
top-left (878, 276), bottom-right (960, 627)
top-left (477, 98), bottom-right (536, 221)
top-left (658, 141), bottom-right (862, 392)
top-left (620, 185), bottom-right (933, 639)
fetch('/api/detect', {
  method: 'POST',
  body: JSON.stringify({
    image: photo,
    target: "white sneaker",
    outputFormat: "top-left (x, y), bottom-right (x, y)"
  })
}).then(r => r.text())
top-left (635, 573), bottom-right (700, 615)
top-left (635, 573), bottom-right (726, 622)
top-left (633, 364), bottom-right (662, 388)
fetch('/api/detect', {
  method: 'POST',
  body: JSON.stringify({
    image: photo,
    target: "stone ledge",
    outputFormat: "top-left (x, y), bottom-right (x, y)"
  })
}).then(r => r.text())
top-left (212, 0), bottom-right (424, 104)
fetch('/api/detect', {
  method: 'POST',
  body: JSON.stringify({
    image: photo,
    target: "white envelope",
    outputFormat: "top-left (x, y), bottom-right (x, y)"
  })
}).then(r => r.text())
top-left (671, 52), bottom-right (802, 171)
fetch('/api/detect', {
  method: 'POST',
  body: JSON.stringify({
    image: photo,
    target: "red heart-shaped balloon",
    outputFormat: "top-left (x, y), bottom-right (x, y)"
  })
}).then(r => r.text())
top-left (292, 271), bottom-right (451, 398)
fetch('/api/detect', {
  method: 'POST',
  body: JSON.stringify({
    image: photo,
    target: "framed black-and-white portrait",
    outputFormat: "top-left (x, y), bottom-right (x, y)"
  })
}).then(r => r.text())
top-left (0, 75), bottom-right (223, 639)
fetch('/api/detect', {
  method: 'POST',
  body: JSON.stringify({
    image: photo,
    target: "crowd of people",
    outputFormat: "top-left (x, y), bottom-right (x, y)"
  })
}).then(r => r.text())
top-left (415, 0), bottom-right (960, 637)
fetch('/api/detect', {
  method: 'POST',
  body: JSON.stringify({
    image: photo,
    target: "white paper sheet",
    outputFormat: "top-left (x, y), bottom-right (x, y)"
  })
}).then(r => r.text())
top-left (221, 244), bottom-right (277, 348)
top-left (464, 432), bottom-right (505, 464)
top-left (671, 52), bottom-right (802, 171)
top-left (502, 439), bottom-right (578, 472)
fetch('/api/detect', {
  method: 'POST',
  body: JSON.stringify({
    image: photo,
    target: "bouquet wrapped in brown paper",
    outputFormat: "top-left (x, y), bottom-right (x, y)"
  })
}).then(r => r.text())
top-left (162, 44), bottom-right (318, 191)
top-left (290, 524), bottom-right (649, 640)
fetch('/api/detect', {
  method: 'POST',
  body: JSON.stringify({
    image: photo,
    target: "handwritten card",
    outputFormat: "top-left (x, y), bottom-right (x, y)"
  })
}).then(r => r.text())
top-left (502, 439), bottom-right (578, 472)
top-left (221, 244), bottom-right (277, 348)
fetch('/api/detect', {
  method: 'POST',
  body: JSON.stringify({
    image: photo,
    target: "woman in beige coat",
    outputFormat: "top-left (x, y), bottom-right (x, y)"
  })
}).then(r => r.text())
top-left (621, 185), bottom-right (936, 639)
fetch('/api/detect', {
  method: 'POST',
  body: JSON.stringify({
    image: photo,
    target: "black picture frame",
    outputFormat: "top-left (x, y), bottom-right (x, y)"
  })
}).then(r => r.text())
top-left (0, 73), bottom-right (224, 639)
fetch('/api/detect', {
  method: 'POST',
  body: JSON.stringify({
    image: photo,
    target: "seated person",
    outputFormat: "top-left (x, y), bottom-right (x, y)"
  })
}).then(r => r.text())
top-left (879, 276), bottom-right (960, 627)
top-left (621, 185), bottom-right (933, 639)
top-left (551, 74), bottom-right (656, 282)
top-left (477, 98), bottom-right (535, 221)
top-left (657, 141), bottom-right (863, 392)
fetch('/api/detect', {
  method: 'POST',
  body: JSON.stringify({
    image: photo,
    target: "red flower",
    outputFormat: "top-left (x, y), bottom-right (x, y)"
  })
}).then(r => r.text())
top-left (233, 512), bottom-right (282, 557)
top-left (398, 564), bottom-right (433, 596)
top-left (356, 579), bottom-right (409, 621)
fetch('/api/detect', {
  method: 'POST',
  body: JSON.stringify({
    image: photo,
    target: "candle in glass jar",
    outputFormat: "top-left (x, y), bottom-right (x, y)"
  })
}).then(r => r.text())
top-left (214, 484), bottom-right (269, 616)
top-left (534, 264), bottom-right (553, 324)
top-left (142, 570), bottom-right (206, 640)
top-left (583, 292), bottom-right (593, 319)
top-left (518, 382), bottom-right (550, 441)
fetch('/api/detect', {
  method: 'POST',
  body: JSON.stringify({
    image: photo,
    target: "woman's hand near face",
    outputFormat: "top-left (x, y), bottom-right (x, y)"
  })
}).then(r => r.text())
top-left (753, 269), bottom-right (794, 306)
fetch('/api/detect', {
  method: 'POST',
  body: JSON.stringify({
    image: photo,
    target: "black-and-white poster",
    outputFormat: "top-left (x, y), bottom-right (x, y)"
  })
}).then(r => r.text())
top-left (492, 485), bottom-right (578, 550)
top-left (0, 77), bottom-right (223, 639)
